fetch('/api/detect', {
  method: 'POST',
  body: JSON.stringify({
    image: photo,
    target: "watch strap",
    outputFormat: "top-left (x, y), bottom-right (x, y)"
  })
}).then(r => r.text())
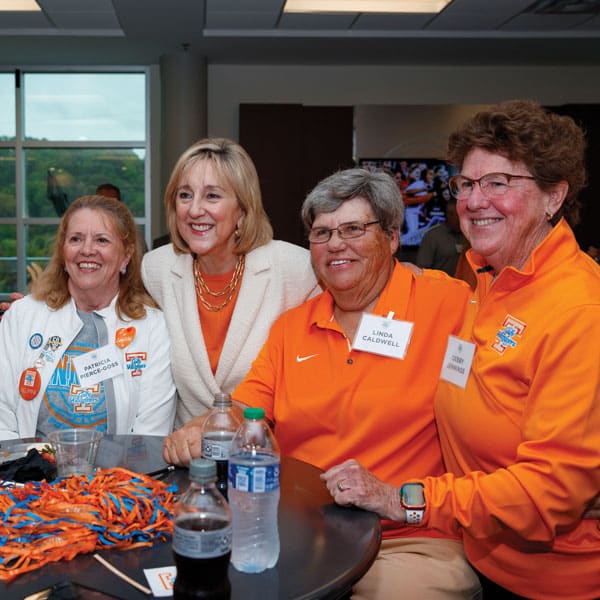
top-left (405, 509), bottom-right (424, 525)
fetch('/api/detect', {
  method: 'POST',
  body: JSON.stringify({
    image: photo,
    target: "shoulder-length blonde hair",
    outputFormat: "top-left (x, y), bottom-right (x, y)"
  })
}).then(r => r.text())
top-left (165, 138), bottom-right (273, 255)
top-left (31, 195), bottom-right (156, 320)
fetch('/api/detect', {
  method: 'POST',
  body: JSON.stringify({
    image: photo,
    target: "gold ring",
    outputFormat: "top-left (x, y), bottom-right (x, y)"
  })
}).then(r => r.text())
top-left (337, 479), bottom-right (347, 493)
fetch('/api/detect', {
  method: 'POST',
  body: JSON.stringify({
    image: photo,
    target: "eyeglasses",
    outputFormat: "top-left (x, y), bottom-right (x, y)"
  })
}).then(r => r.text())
top-left (448, 172), bottom-right (537, 199)
top-left (308, 220), bottom-right (380, 244)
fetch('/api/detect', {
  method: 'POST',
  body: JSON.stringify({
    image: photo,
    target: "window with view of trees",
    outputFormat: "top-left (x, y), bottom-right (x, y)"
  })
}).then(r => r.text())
top-left (0, 70), bottom-right (148, 298)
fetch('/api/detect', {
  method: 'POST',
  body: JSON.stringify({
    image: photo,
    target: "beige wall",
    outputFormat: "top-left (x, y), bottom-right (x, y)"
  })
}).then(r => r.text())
top-left (354, 104), bottom-right (492, 159)
top-left (152, 62), bottom-right (600, 240)
top-left (207, 63), bottom-right (600, 154)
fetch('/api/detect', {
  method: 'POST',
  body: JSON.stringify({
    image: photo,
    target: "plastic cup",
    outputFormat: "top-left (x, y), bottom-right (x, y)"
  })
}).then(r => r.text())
top-left (47, 428), bottom-right (103, 477)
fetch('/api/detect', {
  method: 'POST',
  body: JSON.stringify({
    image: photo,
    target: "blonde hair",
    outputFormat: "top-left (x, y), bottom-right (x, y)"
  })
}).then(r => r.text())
top-left (165, 138), bottom-right (273, 255)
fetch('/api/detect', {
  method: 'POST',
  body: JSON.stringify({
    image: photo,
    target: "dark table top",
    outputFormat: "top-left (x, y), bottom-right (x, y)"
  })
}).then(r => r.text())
top-left (0, 434), bottom-right (381, 600)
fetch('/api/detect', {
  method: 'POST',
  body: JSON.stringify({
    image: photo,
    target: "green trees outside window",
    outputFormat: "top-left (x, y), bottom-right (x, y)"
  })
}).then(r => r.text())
top-left (0, 71), bottom-right (147, 297)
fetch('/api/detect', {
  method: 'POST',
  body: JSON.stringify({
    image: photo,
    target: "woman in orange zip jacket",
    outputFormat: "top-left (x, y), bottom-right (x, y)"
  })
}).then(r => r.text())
top-left (321, 100), bottom-right (600, 600)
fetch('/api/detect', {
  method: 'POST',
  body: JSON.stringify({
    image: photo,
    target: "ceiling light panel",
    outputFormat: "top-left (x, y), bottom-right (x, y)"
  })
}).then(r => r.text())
top-left (0, 0), bottom-right (40, 10)
top-left (284, 0), bottom-right (451, 13)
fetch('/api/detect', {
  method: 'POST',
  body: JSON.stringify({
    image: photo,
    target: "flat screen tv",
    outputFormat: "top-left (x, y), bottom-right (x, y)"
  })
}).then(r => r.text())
top-left (358, 158), bottom-right (459, 248)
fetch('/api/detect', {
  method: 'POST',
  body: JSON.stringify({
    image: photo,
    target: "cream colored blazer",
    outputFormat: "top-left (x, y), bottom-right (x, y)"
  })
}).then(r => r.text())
top-left (141, 240), bottom-right (319, 428)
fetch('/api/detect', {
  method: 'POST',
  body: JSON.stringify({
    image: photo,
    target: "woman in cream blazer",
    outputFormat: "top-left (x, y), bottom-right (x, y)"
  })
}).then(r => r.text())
top-left (142, 138), bottom-right (319, 429)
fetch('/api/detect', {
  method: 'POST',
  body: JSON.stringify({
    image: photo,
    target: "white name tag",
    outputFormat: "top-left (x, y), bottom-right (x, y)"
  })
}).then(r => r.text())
top-left (440, 335), bottom-right (475, 388)
top-left (353, 312), bottom-right (413, 360)
top-left (73, 344), bottom-right (123, 387)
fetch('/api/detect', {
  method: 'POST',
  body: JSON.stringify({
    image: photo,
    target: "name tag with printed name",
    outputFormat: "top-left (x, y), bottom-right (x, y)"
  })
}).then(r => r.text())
top-left (440, 335), bottom-right (475, 388)
top-left (73, 344), bottom-right (123, 387)
top-left (353, 312), bottom-right (413, 360)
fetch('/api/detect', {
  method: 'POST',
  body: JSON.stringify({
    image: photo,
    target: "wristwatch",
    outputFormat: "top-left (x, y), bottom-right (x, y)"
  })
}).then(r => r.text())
top-left (400, 483), bottom-right (425, 525)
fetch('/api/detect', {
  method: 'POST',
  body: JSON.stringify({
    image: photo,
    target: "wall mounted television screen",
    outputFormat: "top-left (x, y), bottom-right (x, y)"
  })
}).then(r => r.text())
top-left (358, 158), bottom-right (459, 247)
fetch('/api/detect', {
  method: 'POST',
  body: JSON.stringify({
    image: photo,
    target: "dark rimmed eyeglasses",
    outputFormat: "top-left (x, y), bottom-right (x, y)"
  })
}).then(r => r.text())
top-left (308, 220), bottom-right (381, 244)
top-left (449, 172), bottom-right (537, 200)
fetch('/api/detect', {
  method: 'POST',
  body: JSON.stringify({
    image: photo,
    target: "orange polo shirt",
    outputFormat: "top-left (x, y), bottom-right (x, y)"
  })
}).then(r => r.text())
top-left (426, 220), bottom-right (600, 599)
top-left (233, 261), bottom-right (471, 539)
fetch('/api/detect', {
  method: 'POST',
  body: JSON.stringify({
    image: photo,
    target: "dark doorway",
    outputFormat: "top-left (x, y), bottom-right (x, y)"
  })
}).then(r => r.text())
top-left (240, 104), bottom-right (354, 247)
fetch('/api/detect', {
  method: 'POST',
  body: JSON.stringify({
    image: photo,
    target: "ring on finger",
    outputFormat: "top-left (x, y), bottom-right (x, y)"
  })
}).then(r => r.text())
top-left (337, 479), bottom-right (347, 493)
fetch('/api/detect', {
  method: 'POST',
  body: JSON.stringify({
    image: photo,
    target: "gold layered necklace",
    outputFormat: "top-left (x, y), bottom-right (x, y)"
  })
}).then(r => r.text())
top-left (193, 254), bottom-right (245, 312)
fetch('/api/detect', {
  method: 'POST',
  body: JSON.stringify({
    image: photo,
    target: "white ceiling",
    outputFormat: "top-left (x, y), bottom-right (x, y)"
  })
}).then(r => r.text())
top-left (1, 0), bottom-right (600, 66)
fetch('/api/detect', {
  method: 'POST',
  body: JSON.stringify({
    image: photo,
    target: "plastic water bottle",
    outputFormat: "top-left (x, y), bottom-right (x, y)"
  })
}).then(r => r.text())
top-left (201, 392), bottom-right (241, 499)
top-left (172, 458), bottom-right (232, 599)
top-left (228, 407), bottom-right (280, 573)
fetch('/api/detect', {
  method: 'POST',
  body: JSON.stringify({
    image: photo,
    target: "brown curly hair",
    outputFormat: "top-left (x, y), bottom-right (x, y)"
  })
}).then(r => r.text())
top-left (447, 99), bottom-right (587, 227)
top-left (31, 195), bottom-right (156, 320)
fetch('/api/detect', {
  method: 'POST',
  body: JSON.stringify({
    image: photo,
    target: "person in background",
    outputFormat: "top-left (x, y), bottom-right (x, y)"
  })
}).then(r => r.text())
top-left (95, 182), bottom-right (121, 200)
top-left (143, 138), bottom-right (319, 455)
top-left (416, 196), bottom-right (468, 277)
top-left (0, 195), bottom-right (176, 439)
top-left (166, 168), bottom-right (481, 598)
top-left (96, 182), bottom-right (149, 253)
top-left (324, 100), bottom-right (600, 600)
top-left (402, 165), bottom-right (435, 245)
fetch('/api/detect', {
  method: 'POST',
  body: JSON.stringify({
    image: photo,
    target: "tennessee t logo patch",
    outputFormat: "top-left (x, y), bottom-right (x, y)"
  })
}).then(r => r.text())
top-left (126, 352), bottom-right (147, 377)
top-left (492, 314), bottom-right (526, 354)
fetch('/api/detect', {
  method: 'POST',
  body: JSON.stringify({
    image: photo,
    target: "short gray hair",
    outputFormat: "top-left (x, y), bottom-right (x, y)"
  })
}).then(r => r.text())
top-left (301, 168), bottom-right (404, 233)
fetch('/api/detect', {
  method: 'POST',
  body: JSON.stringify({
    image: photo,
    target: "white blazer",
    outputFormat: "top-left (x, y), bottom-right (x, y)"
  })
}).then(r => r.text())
top-left (142, 240), bottom-right (319, 428)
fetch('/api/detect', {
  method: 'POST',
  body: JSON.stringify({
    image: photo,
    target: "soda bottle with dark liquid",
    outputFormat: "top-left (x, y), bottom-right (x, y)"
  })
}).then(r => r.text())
top-left (201, 392), bottom-right (241, 499)
top-left (173, 458), bottom-right (232, 600)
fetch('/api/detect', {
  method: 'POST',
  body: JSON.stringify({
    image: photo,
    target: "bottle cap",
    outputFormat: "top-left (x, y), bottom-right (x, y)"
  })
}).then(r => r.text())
top-left (243, 407), bottom-right (265, 420)
top-left (189, 458), bottom-right (217, 483)
top-left (213, 392), bottom-right (232, 407)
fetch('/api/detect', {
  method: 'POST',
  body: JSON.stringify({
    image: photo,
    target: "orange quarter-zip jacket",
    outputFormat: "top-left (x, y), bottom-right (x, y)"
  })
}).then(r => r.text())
top-left (425, 219), bottom-right (600, 599)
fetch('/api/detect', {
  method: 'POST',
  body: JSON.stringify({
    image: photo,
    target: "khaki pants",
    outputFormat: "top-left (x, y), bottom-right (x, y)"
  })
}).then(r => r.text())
top-left (352, 537), bottom-right (482, 600)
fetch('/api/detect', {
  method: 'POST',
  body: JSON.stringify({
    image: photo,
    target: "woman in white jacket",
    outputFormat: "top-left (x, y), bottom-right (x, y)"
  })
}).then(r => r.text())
top-left (0, 195), bottom-right (176, 440)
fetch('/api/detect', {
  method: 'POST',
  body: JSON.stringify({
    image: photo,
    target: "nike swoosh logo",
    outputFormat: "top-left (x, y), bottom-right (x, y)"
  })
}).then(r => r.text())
top-left (296, 353), bottom-right (319, 363)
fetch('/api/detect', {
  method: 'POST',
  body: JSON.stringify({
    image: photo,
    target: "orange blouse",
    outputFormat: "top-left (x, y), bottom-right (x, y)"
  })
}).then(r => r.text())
top-left (196, 269), bottom-right (241, 374)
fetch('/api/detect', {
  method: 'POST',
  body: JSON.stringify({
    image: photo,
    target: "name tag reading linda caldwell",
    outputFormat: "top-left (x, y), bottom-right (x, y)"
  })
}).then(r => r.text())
top-left (73, 344), bottom-right (123, 387)
top-left (440, 335), bottom-right (475, 388)
top-left (353, 312), bottom-right (413, 360)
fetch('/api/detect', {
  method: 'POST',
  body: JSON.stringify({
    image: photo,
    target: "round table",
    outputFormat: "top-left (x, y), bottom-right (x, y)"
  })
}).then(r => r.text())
top-left (0, 434), bottom-right (381, 600)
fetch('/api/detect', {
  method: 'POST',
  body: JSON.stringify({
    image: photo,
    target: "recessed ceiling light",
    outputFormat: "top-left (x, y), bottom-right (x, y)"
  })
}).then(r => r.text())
top-left (0, 0), bottom-right (40, 11)
top-left (283, 0), bottom-right (451, 13)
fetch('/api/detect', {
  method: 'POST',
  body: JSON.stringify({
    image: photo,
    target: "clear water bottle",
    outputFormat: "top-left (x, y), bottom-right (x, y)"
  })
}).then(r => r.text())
top-left (173, 458), bottom-right (232, 600)
top-left (201, 392), bottom-right (241, 499)
top-left (228, 407), bottom-right (280, 573)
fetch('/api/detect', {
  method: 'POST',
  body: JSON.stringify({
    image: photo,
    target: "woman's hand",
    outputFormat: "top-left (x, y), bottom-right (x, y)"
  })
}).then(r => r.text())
top-left (320, 458), bottom-right (404, 521)
top-left (0, 292), bottom-right (24, 321)
top-left (162, 417), bottom-right (207, 466)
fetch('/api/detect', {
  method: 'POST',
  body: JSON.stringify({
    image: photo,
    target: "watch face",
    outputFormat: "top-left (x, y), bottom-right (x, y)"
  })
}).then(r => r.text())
top-left (401, 483), bottom-right (425, 509)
